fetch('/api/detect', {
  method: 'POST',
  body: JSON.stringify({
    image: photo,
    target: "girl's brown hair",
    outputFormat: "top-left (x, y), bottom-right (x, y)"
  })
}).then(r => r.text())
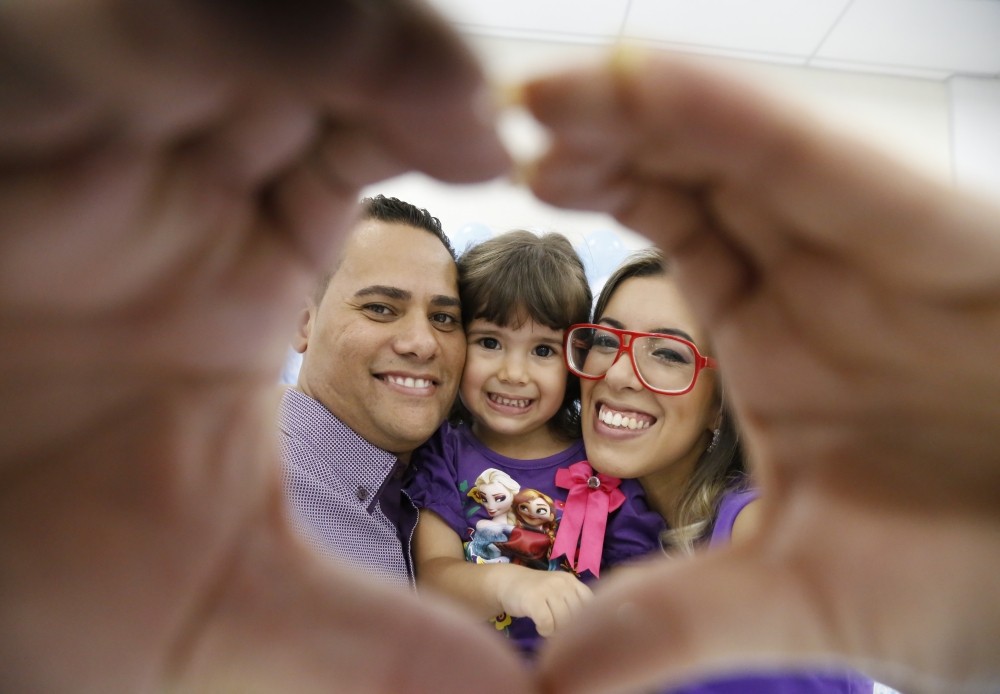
top-left (454, 230), bottom-right (592, 440)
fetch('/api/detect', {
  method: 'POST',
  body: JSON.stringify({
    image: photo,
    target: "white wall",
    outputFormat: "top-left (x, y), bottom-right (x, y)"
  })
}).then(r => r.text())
top-left (950, 76), bottom-right (1000, 199)
top-left (365, 37), bottom-right (957, 263)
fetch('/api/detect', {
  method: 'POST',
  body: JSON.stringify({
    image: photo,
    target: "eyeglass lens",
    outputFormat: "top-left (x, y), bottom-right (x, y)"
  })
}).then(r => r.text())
top-left (568, 326), bottom-right (697, 393)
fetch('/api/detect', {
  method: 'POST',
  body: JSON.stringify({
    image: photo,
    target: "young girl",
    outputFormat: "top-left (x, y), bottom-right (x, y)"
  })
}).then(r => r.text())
top-left (407, 230), bottom-right (663, 656)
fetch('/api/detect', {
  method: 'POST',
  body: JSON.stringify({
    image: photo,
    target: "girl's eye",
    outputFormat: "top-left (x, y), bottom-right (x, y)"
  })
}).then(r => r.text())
top-left (533, 345), bottom-right (555, 358)
top-left (479, 337), bottom-right (501, 350)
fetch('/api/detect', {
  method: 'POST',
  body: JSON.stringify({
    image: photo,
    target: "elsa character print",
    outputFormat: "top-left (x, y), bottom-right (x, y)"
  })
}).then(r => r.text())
top-left (465, 468), bottom-right (519, 563)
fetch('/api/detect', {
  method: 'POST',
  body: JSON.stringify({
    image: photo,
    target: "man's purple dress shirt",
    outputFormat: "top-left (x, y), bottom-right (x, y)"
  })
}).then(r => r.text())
top-left (279, 388), bottom-right (417, 589)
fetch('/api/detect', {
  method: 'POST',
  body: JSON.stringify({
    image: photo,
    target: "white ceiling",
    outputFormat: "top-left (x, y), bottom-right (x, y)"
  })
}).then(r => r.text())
top-left (425, 0), bottom-right (1000, 80)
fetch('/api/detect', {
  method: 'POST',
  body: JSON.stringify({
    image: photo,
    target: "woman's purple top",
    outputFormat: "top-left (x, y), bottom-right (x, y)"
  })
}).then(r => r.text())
top-left (407, 422), bottom-right (665, 655)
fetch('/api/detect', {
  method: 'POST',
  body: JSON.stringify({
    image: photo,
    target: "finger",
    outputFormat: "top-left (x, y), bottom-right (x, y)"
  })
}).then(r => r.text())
top-left (536, 548), bottom-right (836, 694)
top-left (538, 498), bottom-right (1000, 694)
top-left (547, 580), bottom-right (594, 636)
top-left (0, 1), bottom-right (510, 183)
top-left (208, 0), bottom-right (512, 195)
top-left (523, 51), bottom-right (1000, 297)
top-left (265, 149), bottom-right (362, 276)
top-left (313, 120), bottom-right (428, 193)
top-left (273, 0), bottom-right (511, 184)
top-left (171, 516), bottom-right (535, 693)
top-left (531, 598), bottom-right (557, 638)
top-left (527, 143), bottom-right (634, 215)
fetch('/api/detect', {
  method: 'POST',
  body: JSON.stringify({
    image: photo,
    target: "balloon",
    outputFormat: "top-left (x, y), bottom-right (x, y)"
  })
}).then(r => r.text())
top-left (448, 222), bottom-right (494, 254)
top-left (279, 347), bottom-right (303, 385)
top-left (582, 229), bottom-right (628, 284)
top-left (589, 274), bottom-right (611, 305)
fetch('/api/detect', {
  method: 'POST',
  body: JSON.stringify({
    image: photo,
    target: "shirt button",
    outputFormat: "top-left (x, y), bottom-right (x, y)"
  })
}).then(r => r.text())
top-left (356, 486), bottom-right (370, 502)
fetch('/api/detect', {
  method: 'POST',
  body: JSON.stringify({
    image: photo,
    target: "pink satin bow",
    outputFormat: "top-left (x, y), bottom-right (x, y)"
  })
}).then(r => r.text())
top-left (550, 461), bottom-right (625, 577)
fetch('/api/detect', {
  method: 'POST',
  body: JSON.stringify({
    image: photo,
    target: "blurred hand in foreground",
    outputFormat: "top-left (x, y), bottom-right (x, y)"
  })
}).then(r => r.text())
top-left (523, 52), bottom-right (1000, 694)
top-left (0, 2), bottom-right (525, 692)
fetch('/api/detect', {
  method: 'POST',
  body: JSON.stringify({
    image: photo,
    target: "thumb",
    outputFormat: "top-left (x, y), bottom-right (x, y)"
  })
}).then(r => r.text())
top-left (535, 546), bottom-right (839, 694)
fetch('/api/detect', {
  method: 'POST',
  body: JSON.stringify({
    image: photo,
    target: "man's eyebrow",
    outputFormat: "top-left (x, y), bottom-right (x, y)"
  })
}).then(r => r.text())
top-left (354, 285), bottom-right (410, 301)
top-left (430, 295), bottom-right (461, 309)
top-left (354, 286), bottom-right (460, 309)
top-left (599, 317), bottom-right (696, 344)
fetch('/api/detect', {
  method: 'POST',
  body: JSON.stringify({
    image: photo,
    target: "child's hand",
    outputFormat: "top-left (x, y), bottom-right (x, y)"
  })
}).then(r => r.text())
top-left (496, 569), bottom-right (593, 637)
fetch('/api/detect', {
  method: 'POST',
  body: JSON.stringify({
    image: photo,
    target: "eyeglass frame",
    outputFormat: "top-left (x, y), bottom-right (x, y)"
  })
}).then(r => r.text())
top-left (563, 323), bottom-right (718, 396)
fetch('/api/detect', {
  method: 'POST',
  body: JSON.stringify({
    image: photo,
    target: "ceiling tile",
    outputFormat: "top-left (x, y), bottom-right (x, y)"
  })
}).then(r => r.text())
top-left (423, 0), bottom-right (630, 38)
top-left (817, 0), bottom-right (1000, 76)
top-left (622, 0), bottom-right (850, 56)
top-left (809, 58), bottom-right (951, 81)
top-left (628, 40), bottom-right (808, 67)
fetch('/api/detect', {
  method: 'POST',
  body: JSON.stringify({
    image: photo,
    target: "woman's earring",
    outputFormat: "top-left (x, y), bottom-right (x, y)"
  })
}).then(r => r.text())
top-left (706, 428), bottom-right (721, 454)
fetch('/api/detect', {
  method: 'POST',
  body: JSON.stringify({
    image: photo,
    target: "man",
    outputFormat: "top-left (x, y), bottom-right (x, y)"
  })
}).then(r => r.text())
top-left (2, 3), bottom-right (1000, 694)
top-left (281, 195), bottom-right (464, 587)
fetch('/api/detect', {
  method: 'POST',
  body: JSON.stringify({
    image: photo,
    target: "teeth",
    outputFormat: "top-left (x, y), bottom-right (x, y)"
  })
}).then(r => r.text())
top-left (386, 375), bottom-right (431, 389)
top-left (599, 406), bottom-right (651, 431)
top-left (492, 394), bottom-right (530, 408)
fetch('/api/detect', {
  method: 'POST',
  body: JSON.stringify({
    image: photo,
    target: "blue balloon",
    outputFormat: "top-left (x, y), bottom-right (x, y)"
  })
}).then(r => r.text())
top-left (448, 222), bottom-right (494, 254)
top-left (583, 229), bottom-right (628, 283)
top-left (279, 347), bottom-right (303, 386)
top-left (588, 274), bottom-right (611, 308)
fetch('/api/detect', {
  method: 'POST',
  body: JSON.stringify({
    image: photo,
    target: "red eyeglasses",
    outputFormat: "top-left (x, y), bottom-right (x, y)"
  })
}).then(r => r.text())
top-left (564, 323), bottom-right (717, 395)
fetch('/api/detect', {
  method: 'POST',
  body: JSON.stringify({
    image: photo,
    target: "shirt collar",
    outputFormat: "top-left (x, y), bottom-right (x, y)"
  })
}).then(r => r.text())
top-left (279, 388), bottom-right (401, 499)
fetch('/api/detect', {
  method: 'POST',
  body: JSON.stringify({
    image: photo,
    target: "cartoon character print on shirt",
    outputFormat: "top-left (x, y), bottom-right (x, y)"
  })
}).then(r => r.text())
top-left (463, 468), bottom-right (569, 636)
top-left (464, 468), bottom-right (566, 570)
top-left (464, 468), bottom-right (519, 564)
top-left (496, 489), bottom-right (559, 570)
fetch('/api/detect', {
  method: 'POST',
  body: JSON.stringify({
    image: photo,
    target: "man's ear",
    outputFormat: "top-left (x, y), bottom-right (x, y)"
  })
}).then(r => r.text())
top-left (291, 303), bottom-right (315, 355)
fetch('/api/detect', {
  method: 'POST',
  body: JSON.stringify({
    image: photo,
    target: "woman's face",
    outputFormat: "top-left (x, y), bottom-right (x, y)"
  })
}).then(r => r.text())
top-left (581, 274), bottom-right (719, 486)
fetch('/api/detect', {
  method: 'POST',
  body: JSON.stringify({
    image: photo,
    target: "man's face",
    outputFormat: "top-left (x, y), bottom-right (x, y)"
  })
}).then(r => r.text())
top-left (295, 219), bottom-right (465, 458)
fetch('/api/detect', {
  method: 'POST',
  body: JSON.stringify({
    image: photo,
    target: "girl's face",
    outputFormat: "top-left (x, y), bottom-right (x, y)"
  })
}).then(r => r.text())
top-left (477, 480), bottom-right (514, 518)
top-left (581, 274), bottom-right (719, 489)
top-left (460, 317), bottom-right (568, 453)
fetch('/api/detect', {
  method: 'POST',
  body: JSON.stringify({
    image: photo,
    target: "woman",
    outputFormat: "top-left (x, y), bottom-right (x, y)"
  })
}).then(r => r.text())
top-left (567, 248), bottom-right (878, 693)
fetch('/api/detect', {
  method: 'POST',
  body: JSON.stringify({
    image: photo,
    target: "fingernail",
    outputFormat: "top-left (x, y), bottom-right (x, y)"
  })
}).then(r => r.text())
top-left (491, 80), bottom-right (548, 183)
top-left (508, 156), bottom-right (538, 187)
top-left (493, 80), bottom-right (525, 109)
top-left (609, 42), bottom-right (652, 78)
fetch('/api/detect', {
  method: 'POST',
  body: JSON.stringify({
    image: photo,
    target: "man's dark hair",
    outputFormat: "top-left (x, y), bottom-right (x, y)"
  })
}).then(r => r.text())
top-left (313, 194), bottom-right (455, 303)
top-left (361, 194), bottom-right (455, 259)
